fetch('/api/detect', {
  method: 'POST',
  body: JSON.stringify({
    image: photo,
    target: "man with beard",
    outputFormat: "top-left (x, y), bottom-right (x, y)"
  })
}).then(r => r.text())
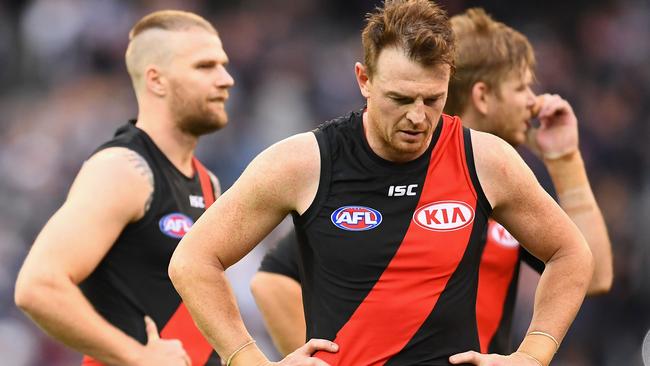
top-left (15, 10), bottom-right (233, 366)
top-left (249, 7), bottom-right (613, 359)
top-left (169, 1), bottom-right (593, 365)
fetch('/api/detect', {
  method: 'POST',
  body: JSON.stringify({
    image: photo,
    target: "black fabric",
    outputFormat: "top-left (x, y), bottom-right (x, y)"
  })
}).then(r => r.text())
top-left (79, 121), bottom-right (220, 365)
top-left (287, 110), bottom-right (490, 365)
top-left (520, 247), bottom-right (546, 274)
top-left (259, 230), bottom-right (302, 283)
top-left (292, 109), bottom-right (439, 343)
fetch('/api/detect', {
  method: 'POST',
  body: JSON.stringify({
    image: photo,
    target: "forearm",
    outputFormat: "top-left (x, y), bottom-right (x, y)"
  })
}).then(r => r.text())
top-left (251, 273), bottom-right (306, 356)
top-left (170, 258), bottom-right (270, 366)
top-left (517, 243), bottom-right (592, 365)
top-left (15, 277), bottom-right (143, 365)
top-left (545, 151), bottom-right (613, 294)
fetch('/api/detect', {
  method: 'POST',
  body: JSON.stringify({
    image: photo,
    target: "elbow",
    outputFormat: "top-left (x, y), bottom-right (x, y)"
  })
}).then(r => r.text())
top-left (168, 251), bottom-right (187, 291)
top-left (14, 282), bottom-right (34, 314)
top-left (250, 273), bottom-right (267, 301)
top-left (586, 277), bottom-right (613, 296)
top-left (580, 244), bottom-right (596, 292)
top-left (586, 263), bottom-right (614, 296)
top-left (14, 273), bottom-right (50, 315)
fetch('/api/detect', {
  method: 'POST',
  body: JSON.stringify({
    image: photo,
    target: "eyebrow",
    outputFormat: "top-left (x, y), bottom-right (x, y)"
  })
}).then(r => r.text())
top-left (385, 91), bottom-right (446, 100)
top-left (192, 57), bottom-right (229, 66)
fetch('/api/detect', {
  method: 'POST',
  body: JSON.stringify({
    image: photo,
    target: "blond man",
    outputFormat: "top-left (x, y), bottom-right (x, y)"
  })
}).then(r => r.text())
top-left (15, 10), bottom-right (234, 366)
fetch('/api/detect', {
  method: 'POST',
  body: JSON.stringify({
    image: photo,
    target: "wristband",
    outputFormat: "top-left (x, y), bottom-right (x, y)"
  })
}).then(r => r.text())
top-left (226, 340), bottom-right (256, 366)
top-left (516, 331), bottom-right (560, 366)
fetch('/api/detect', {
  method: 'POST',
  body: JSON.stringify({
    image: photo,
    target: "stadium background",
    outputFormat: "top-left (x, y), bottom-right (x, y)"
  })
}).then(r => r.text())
top-left (0, 0), bottom-right (648, 365)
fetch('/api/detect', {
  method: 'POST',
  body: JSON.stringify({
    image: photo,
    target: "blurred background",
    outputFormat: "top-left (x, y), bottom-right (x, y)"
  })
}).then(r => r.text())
top-left (0, 0), bottom-right (648, 365)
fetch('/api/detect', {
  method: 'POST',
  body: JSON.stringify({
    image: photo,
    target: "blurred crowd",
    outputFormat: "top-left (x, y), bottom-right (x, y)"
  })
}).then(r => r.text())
top-left (0, 0), bottom-right (648, 365)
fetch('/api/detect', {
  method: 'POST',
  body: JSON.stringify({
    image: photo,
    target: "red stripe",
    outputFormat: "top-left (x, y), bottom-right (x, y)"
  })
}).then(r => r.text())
top-left (160, 303), bottom-right (214, 365)
top-left (316, 116), bottom-right (481, 365)
top-left (475, 220), bottom-right (520, 352)
top-left (193, 157), bottom-right (215, 206)
top-left (158, 157), bottom-right (215, 364)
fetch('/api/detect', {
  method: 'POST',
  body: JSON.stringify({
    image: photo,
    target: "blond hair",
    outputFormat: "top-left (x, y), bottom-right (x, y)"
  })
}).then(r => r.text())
top-left (445, 8), bottom-right (535, 116)
top-left (125, 10), bottom-right (217, 91)
top-left (362, 0), bottom-right (455, 78)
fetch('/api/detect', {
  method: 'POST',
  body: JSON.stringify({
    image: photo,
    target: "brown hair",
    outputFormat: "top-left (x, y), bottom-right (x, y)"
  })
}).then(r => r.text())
top-left (129, 10), bottom-right (217, 40)
top-left (361, 0), bottom-right (455, 78)
top-left (445, 8), bottom-right (535, 116)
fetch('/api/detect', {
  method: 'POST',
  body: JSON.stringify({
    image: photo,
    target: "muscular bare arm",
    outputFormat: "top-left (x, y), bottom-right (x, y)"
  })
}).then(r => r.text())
top-left (169, 133), bottom-right (337, 366)
top-left (14, 148), bottom-right (189, 366)
top-left (450, 131), bottom-right (593, 366)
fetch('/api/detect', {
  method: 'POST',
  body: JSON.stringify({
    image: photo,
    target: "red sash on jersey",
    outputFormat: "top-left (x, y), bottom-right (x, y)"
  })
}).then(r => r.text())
top-left (82, 157), bottom-right (216, 366)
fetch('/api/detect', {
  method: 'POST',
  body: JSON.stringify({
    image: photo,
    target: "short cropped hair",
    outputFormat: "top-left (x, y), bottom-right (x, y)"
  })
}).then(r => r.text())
top-left (361, 0), bottom-right (455, 78)
top-left (445, 8), bottom-right (536, 116)
top-left (128, 10), bottom-right (217, 40)
top-left (125, 10), bottom-right (217, 90)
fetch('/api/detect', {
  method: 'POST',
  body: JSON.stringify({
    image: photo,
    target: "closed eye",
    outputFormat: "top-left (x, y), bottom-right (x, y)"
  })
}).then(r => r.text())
top-left (424, 98), bottom-right (439, 106)
top-left (391, 96), bottom-right (413, 105)
top-left (195, 61), bottom-right (216, 69)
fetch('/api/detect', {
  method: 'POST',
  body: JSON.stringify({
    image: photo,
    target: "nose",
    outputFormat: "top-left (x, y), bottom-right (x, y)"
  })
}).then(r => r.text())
top-left (406, 99), bottom-right (426, 124)
top-left (217, 65), bottom-right (235, 89)
top-left (526, 87), bottom-right (536, 108)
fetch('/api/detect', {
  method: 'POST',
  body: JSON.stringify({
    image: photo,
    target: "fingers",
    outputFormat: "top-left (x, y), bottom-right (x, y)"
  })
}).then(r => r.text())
top-left (532, 95), bottom-right (545, 117)
top-left (536, 94), bottom-right (573, 121)
top-left (144, 315), bottom-right (160, 342)
top-left (449, 350), bottom-right (481, 365)
top-left (297, 338), bottom-right (339, 356)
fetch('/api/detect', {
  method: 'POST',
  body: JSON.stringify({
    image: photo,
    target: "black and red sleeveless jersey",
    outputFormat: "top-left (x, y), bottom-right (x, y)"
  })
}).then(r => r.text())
top-left (260, 201), bottom-right (545, 358)
top-left (79, 121), bottom-right (219, 365)
top-left (291, 109), bottom-right (492, 365)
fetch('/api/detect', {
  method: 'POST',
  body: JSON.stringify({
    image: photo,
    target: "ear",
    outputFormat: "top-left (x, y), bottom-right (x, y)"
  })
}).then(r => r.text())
top-left (470, 81), bottom-right (490, 115)
top-left (145, 66), bottom-right (166, 97)
top-left (355, 62), bottom-right (371, 99)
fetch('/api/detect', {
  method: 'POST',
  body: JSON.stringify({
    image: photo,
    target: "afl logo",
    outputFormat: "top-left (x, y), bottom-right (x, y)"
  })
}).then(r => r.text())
top-left (413, 201), bottom-right (474, 232)
top-left (331, 206), bottom-right (382, 231)
top-left (159, 213), bottom-right (194, 239)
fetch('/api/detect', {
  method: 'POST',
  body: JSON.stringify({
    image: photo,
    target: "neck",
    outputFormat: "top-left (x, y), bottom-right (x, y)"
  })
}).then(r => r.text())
top-left (135, 107), bottom-right (198, 177)
top-left (458, 107), bottom-right (481, 130)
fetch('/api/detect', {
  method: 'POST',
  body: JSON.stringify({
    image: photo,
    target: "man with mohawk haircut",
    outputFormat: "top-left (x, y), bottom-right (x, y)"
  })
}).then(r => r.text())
top-left (15, 10), bottom-right (234, 366)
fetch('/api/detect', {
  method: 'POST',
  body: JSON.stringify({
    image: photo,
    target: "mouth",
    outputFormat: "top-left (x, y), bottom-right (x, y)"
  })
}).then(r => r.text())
top-left (208, 96), bottom-right (228, 103)
top-left (397, 130), bottom-right (426, 142)
top-left (400, 130), bottom-right (424, 136)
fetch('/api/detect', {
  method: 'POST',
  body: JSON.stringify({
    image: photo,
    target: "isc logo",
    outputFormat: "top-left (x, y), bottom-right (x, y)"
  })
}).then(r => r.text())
top-left (159, 213), bottom-right (194, 239)
top-left (331, 206), bottom-right (382, 231)
top-left (489, 221), bottom-right (519, 248)
top-left (388, 184), bottom-right (418, 197)
top-left (413, 201), bottom-right (474, 231)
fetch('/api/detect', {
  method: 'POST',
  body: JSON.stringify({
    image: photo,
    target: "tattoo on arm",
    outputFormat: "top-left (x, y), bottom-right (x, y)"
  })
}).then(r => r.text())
top-left (124, 150), bottom-right (155, 213)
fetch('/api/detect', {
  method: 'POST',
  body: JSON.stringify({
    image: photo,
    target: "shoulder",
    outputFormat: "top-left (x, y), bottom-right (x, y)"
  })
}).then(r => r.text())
top-left (84, 147), bottom-right (154, 188)
top-left (235, 132), bottom-right (320, 214)
top-left (470, 129), bottom-right (524, 175)
top-left (469, 130), bottom-right (536, 209)
top-left (249, 132), bottom-right (319, 177)
top-left (72, 147), bottom-right (154, 221)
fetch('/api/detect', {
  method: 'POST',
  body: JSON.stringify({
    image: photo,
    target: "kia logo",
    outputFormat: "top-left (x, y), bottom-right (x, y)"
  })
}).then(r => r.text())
top-left (413, 201), bottom-right (475, 232)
